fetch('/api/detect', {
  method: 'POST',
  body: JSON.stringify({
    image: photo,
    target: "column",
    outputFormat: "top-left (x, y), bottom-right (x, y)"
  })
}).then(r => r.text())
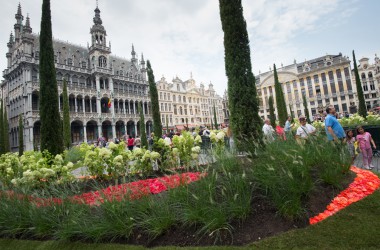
top-left (74, 97), bottom-right (78, 112)
top-left (135, 124), bottom-right (138, 137)
top-left (58, 96), bottom-right (61, 111)
top-left (123, 101), bottom-right (126, 115)
top-left (109, 78), bottom-right (115, 115)
top-left (112, 124), bottom-right (116, 139)
top-left (83, 125), bottom-right (87, 142)
top-left (96, 76), bottom-right (101, 115)
top-left (30, 127), bottom-right (33, 142)
top-left (82, 98), bottom-right (85, 113)
top-left (90, 100), bottom-right (93, 113)
top-left (98, 125), bottom-right (102, 137)
top-left (134, 101), bottom-right (137, 115)
top-left (124, 124), bottom-right (127, 136)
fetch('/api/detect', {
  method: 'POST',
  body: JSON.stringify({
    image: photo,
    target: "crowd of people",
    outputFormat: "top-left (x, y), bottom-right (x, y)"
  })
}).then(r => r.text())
top-left (262, 106), bottom-right (377, 170)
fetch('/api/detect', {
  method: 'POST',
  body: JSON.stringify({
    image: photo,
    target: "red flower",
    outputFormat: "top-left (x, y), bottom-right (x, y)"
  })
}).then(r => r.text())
top-left (310, 166), bottom-right (380, 225)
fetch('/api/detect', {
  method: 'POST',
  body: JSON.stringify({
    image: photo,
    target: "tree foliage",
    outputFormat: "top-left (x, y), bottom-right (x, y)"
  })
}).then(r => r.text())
top-left (39, 0), bottom-right (63, 155)
top-left (352, 50), bottom-right (367, 118)
top-left (302, 94), bottom-right (311, 123)
top-left (62, 78), bottom-right (71, 149)
top-left (147, 60), bottom-right (162, 139)
top-left (268, 96), bottom-right (276, 128)
top-left (213, 103), bottom-right (218, 129)
top-left (0, 100), bottom-right (4, 154)
top-left (139, 102), bottom-right (148, 148)
top-left (273, 64), bottom-right (288, 126)
top-left (219, 0), bottom-right (263, 150)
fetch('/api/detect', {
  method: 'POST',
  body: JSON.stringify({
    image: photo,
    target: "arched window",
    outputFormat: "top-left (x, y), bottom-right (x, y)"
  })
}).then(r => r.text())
top-left (368, 72), bottom-right (373, 79)
top-left (183, 96), bottom-right (186, 102)
top-left (98, 56), bottom-right (107, 68)
top-left (361, 73), bottom-right (366, 79)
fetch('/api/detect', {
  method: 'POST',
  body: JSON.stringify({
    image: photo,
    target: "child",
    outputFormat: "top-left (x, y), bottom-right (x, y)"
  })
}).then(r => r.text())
top-left (344, 130), bottom-right (356, 163)
top-left (356, 126), bottom-right (377, 170)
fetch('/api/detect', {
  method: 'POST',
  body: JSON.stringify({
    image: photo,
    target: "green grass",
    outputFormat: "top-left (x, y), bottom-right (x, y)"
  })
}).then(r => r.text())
top-left (0, 190), bottom-right (379, 249)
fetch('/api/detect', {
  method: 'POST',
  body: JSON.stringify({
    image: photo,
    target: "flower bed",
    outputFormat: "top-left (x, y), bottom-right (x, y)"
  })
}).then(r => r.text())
top-left (3, 172), bottom-right (205, 207)
top-left (309, 166), bottom-right (380, 224)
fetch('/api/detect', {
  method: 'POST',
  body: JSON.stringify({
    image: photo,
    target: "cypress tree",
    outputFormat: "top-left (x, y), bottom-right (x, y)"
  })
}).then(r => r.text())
top-left (219, 0), bottom-right (263, 150)
top-left (213, 103), bottom-right (218, 129)
top-left (302, 94), bottom-right (311, 123)
top-left (147, 60), bottom-right (162, 139)
top-left (3, 105), bottom-right (9, 152)
top-left (39, 0), bottom-right (63, 155)
top-left (268, 96), bottom-right (276, 128)
top-left (19, 114), bottom-right (24, 156)
top-left (273, 64), bottom-right (288, 127)
top-left (167, 115), bottom-right (170, 132)
top-left (352, 50), bottom-right (367, 118)
top-left (185, 117), bottom-right (188, 129)
top-left (139, 102), bottom-right (147, 148)
top-left (62, 78), bottom-right (71, 149)
top-left (289, 104), bottom-right (294, 120)
top-left (0, 100), bottom-right (4, 154)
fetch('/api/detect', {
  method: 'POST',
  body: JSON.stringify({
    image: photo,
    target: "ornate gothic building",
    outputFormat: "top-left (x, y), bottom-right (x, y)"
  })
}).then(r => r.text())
top-left (2, 4), bottom-right (153, 151)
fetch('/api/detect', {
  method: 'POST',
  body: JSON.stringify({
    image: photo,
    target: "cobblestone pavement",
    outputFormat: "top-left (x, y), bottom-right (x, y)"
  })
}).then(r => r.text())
top-left (354, 151), bottom-right (380, 172)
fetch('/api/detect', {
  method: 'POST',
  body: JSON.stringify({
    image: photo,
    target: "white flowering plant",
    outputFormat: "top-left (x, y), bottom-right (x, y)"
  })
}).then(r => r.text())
top-left (0, 151), bottom-right (75, 188)
top-left (172, 131), bottom-right (196, 167)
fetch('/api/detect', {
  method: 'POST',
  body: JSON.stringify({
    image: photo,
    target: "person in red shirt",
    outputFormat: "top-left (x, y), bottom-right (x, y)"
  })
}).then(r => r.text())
top-left (127, 135), bottom-right (135, 151)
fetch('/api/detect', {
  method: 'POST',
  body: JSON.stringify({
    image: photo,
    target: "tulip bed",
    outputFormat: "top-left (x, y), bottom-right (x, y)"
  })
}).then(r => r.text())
top-left (310, 166), bottom-right (380, 224)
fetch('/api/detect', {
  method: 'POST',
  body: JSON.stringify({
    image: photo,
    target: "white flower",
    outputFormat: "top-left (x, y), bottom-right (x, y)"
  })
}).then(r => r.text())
top-left (150, 152), bottom-right (161, 160)
top-left (216, 131), bottom-right (225, 141)
top-left (108, 142), bottom-right (117, 150)
top-left (54, 154), bottom-right (63, 162)
top-left (99, 148), bottom-right (112, 159)
top-left (194, 135), bottom-right (202, 144)
top-left (192, 146), bottom-right (201, 154)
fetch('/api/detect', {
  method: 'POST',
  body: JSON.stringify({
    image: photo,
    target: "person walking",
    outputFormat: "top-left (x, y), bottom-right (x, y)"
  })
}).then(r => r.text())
top-left (344, 130), bottom-right (356, 164)
top-left (284, 116), bottom-right (292, 133)
top-left (356, 126), bottom-right (377, 170)
top-left (134, 136), bottom-right (141, 148)
top-left (324, 106), bottom-right (345, 142)
top-left (262, 119), bottom-right (275, 142)
top-left (127, 135), bottom-right (135, 151)
top-left (295, 115), bottom-right (316, 140)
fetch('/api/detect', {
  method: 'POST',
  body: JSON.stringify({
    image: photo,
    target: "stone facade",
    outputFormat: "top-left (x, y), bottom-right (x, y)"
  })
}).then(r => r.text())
top-left (2, 4), bottom-right (153, 152)
top-left (256, 54), bottom-right (359, 121)
top-left (356, 55), bottom-right (380, 110)
top-left (156, 75), bottom-right (224, 130)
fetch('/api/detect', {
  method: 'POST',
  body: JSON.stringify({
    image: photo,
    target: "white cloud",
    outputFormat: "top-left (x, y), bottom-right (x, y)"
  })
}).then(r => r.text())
top-left (0, 0), bottom-right (359, 96)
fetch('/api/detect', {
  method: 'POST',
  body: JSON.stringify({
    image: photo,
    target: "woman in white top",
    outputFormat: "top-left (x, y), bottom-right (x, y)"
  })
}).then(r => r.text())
top-left (296, 116), bottom-right (316, 139)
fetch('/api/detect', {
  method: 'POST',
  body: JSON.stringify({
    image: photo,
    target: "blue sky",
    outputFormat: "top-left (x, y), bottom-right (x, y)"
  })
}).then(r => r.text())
top-left (0, 0), bottom-right (379, 96)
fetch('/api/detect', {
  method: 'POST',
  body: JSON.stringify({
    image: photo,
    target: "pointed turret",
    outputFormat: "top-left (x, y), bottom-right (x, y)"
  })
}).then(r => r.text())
top-left (23, 14), bottom-right (32, 34)
top-left (90, 1), bottom-right (108, 48)
top-left (131, 44), bottom-right (137, 64)
top-left (7, 32), bottom-right (14, 48)
top-left (6, 32), bottom-right (14, 68)
top-left (140, 53), bottom-right (145, 67)
top-left (14, 3), bottom-right (24, 42)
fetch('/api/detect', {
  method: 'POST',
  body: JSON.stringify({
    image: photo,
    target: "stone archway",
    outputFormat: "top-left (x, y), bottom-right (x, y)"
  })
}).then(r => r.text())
top-left (71, 120), bottom-right (84, 145)
top-left (127, 120), bottom-right (135, 137)
top-left (86, 120), bottom-right (98, 142)
top-left (33, 121), bottom-right (41, 147)
top-left (102, 120), bottom-right (112, 141)
top-left (116, 120), bottom-right (125, 139)
top-left (146, 120), bottom-right (153, 136)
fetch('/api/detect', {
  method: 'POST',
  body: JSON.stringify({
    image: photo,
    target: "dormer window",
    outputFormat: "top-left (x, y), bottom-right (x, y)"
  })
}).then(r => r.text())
top-left (82, 61), bottom-right (87, 68)
top-left (67, 58), bottom-right (73, 66)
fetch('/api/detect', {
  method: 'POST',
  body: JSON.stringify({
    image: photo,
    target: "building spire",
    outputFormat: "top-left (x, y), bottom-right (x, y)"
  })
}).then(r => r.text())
top-left (9, 32), bottom-right (14, 43)
top-left (15, 2), bottom-right (23, 23)
top-left (17, 2), bottom-right (22, 16)
top-left (93, 1), bottom-right (102, 25)
top-left (23, 13), bottom-right (32, 34)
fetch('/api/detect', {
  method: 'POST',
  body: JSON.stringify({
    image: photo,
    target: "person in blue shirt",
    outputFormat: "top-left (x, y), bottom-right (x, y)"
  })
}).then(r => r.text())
top-left (324, 106), bottom-right (345, 141)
